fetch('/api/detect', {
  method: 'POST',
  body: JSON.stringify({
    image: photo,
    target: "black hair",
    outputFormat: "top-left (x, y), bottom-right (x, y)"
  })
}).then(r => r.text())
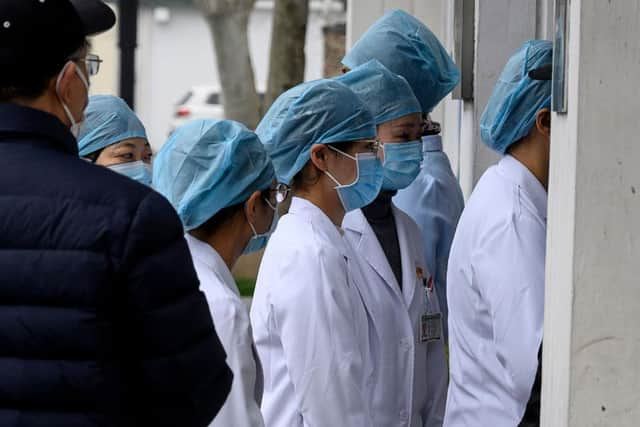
top-left (0, 40), bottom-right (89, 102)
top-left (83, 148), bottom-right (104, 164)
top-left (291, 140), bottom-right (358, 191)
top-left (193, 202), bottom-right (246, 237)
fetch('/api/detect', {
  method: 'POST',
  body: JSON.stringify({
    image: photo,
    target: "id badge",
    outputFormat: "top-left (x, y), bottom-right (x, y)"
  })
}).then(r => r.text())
top-left (420, 312), bottom-right (442, 343)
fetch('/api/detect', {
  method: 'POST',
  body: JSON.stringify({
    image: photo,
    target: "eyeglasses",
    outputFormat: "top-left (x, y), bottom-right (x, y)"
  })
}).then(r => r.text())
top-left (262, 183), bottom-right (291, 210)
top-left (364, 139), bottom-right (381, 154)
top-left (72, 54), bottom-right (103, 77)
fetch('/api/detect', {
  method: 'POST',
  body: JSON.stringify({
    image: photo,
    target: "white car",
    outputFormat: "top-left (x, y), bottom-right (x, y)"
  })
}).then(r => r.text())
top-left (170, 86), bottom-right (265, 134)
top-left (170, 86), bottom-right (225, 133)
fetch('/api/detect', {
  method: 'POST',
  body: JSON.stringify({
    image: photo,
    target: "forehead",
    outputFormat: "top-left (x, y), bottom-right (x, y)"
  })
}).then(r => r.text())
top-left (389, 113), bottom-right (422, 127)
top-left (108, 138), bottom-right (148, 150)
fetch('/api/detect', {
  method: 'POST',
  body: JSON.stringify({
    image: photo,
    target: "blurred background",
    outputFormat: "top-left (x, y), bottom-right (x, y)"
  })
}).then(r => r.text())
top-left (90, 0), bottom-right (347, 152)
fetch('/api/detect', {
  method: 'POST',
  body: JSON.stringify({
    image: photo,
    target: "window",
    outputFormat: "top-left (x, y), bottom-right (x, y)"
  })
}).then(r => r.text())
top-left (206, 93), bottom-right (221, 105)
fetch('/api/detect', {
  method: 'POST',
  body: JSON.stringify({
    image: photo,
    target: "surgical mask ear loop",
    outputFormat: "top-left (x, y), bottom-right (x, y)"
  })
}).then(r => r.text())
top-left (245, 197), bottom-right (271, 236)
top-left (56, 61), bottom-right (89, 137)
top-left (324, 145), bottom-right (360, 188)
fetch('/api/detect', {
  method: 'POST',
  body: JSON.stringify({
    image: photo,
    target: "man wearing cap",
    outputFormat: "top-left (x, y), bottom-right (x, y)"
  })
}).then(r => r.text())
top-left (0, 1), bottom-right (231, 426)
top-left (444, 40), bottom-right (552, 427)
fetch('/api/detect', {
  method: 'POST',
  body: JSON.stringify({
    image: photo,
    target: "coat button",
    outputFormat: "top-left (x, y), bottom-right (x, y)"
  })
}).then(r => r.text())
top-left (399, 409), bottom-right (409, 422)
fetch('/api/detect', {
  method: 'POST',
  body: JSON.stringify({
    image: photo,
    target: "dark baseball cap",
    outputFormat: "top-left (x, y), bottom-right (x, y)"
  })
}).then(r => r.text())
top-left (0, 0), bottom-right (116, 88)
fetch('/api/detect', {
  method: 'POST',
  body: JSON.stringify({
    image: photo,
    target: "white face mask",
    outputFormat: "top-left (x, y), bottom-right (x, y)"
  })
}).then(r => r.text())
top-left (55, 61), bottom-right (89, 139)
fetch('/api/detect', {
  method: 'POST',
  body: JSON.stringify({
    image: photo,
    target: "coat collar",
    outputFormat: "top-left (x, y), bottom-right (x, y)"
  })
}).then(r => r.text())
top-left (422, 134), bottom-right (443, 153)
top-left (393, 206), bottom-right (418, 307)
top-left (343, 208), bottom-right (400, 292)
top-left (497, 154), bottom-right (548, 221)
top-left (289, 196), bottom-right (348, 250)
top-left (0, 103), bottom-right (79, 155)
top-left (185, 234), bottom-right (239, 297)
top-left (343, 207), bottom-right (417, 306)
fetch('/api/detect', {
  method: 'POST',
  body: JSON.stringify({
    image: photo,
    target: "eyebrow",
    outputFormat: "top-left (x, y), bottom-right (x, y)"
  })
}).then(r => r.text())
top-left (113, 142), bottom-right (138, 150)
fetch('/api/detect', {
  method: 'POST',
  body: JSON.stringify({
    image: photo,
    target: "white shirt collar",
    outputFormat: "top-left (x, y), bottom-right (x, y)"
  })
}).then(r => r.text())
top-left (184, 234), bottom-right (239, 297)
top-left (289, 196), bottom-right (345, 235)
top-left (422, 134), bottom-right (443, 152)
top-left (497, 154), bottom-right (548, 220)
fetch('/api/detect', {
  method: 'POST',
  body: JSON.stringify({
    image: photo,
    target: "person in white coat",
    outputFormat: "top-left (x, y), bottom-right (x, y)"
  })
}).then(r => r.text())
top-left (342, 10), bottom-right (464, 340)
top-left (153, 119), bottom-right (283, 427)
top-left (250, 78), bottom-right (383, 427)
top-left (342, 10), bottom-right (463, 340)
top-left (444, 40), bottom-right (553, 427)
top-left (336, 60), bottom-right (447, 427)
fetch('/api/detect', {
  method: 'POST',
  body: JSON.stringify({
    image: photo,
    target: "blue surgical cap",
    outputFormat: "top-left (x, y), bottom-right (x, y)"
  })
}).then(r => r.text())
top-left (343, 9), bottom-right (460, 113)
top-left (480, 40), bottom-right (553, 154)
top-left (256, 78), bottom-right (376, 185)
top-left (335, 60), bottom-right (421, 126)
top-left (78, 95), bottom-right (148, 157)
top-left (153, 119), bottom-right (275, 231)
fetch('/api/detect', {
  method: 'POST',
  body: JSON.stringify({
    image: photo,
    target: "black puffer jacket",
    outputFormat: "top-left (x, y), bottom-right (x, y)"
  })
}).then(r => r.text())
top-left (0, 103), bottom-right (232, 427)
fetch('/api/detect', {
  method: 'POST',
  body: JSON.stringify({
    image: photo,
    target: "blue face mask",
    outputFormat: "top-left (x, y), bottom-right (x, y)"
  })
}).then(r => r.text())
top-left (243, 206), bottom-right (279, 255)
top-left (325, 146), bottom-right (384, 212)
top-left (108, 160), bottom-right (153, 186)
top-left (381, 140), bottom-right (423, 190)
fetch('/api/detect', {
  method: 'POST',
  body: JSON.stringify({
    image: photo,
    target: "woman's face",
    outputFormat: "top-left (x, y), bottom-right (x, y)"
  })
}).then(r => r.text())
top-left (377, 113), bottom-right (423, 162)
top-left (95, 138), bottom-right (151, 167)
top-left (327, 139), bottom-right (379, 185)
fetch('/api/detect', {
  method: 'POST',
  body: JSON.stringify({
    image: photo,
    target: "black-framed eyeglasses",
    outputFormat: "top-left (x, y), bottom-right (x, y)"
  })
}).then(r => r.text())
top-left (72, 53), bottom-right (103, 77)
top-left (262, 183), bottom-right (291, 210)
top-left (358, 138), bottom-right (380, 155)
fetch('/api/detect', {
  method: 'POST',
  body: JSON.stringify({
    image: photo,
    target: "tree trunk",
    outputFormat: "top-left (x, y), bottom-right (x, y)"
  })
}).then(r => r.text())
top-left (194, 0), bottom-right (261, 129)
top-left (265, 0), bottom-right (309, 110)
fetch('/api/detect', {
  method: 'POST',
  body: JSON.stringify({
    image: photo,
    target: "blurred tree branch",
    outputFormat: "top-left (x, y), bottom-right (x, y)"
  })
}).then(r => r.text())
top-left (193, 0), bottom-right (261, 128)
top-left (265, 0), bottom-right (309, 110)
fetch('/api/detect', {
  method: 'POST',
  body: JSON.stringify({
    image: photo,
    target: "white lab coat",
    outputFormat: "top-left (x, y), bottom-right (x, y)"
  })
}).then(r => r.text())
top-left (185, 234), bottom-right (265, 427)
top-left (343, 207), bottom-right (448, 427)
top-left (444, 155), bottom-right (547, 427)
top-left (250, 197), bottom-right (374, 427)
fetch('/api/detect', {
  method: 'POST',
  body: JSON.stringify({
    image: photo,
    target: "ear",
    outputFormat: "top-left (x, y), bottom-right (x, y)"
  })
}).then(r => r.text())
top-left (56, 62), bottom-right (78, 103)
top-left (536, 108), bottom-right (551, 138)
top-left (309, 144), bottom-right (330, 172)
top-left (244, 190), bottom-right (263, 223)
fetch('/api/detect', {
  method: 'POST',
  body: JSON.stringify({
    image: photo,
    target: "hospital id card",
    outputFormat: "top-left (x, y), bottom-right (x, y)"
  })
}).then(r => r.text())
top-left (420, 312), bottom-right (442, 343)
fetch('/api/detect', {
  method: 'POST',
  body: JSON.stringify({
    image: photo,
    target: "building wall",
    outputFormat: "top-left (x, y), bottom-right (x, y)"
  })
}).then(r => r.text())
top-left (543, 0), bottom-right (640, 425)
top-left (88, 3), bottom-right (119, 98)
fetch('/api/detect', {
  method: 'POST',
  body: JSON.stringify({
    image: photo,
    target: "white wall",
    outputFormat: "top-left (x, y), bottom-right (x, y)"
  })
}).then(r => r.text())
top-left (88, 3), bottom-right (119, 97)
top-left (461, 0), bottom-right (538, 194)
top-left (542, 0), bottom-right (640, 425)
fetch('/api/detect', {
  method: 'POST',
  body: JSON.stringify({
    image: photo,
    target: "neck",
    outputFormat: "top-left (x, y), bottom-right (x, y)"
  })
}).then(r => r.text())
top-left (508, 138), bottom-right (550, 190)
top-left (189, 222), bottom-right (250, 271)
top-left (12, 93), bottom-right (69, 127)
top-left (294, 187), bottom-right (345, 226)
